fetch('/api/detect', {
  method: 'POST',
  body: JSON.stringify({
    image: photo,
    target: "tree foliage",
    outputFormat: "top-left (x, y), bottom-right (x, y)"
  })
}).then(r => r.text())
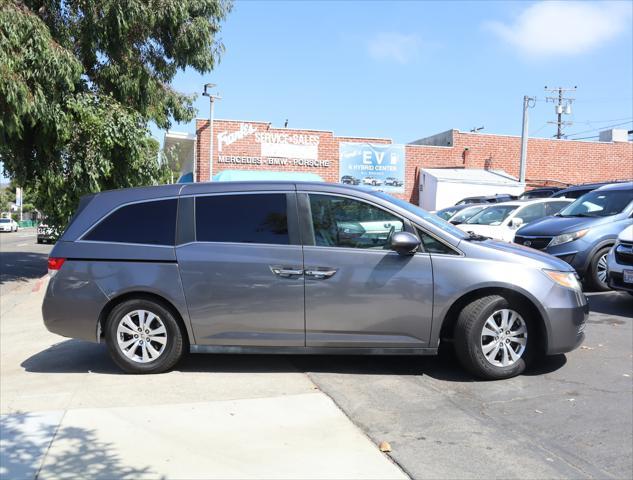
top-left (0, 0), bottom-right (231, 231)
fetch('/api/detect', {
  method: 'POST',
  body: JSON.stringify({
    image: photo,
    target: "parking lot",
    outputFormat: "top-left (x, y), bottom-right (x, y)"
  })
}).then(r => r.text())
top-left (1, 229), bottom-right (632, 479)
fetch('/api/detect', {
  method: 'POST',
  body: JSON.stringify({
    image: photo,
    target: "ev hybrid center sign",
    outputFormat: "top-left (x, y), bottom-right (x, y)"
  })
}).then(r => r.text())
top-left (339, 143), bottom-right (406, 193)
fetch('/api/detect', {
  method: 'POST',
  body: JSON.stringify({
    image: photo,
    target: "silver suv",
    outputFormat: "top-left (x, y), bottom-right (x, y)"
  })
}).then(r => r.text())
top-left (43, 182), bottom-right (587, 379)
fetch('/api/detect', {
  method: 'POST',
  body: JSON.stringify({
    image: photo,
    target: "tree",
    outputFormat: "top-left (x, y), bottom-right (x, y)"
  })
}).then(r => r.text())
top-left (0, 0), bottom-right (232, 232)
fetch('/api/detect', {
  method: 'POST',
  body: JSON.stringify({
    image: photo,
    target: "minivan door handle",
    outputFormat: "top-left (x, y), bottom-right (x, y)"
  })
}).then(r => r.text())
top-left (304, 268), bottom-right (337, 279)
top-left (270, 266), bottom-right (304, 277)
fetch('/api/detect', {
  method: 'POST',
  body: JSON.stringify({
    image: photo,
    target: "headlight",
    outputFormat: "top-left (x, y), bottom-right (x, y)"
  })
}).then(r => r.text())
top-left (543, 269), bottom-right (582, 291)
top-left (548, 229), bottom-right (589, 247)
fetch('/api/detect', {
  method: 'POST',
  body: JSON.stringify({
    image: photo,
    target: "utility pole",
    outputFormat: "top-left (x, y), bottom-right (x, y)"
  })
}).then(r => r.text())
top-left (202, 83), bottom-right (221, 182)
top-left (519, 95), bottom-right (536, 184)
top-left (545, 86), bottom-right (576, 139)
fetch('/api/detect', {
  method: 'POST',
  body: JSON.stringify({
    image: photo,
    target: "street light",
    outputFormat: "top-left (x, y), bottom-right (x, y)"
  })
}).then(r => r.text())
top-left (202, 83), bottom-right (221, 182)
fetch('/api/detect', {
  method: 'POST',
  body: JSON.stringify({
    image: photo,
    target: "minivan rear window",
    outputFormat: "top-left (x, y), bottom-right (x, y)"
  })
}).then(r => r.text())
top-left (195, 194), bottom-right (289, 244)
top-left (83, 199), bottom-right (177, 245)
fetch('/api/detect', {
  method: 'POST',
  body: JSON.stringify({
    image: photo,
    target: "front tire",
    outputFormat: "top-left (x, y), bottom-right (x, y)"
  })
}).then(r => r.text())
top-left (105, 299), bottom-right (184, 374)
top-left (588, 247), bottom-right (611, 291)
top-left (454, 295), bottom-right (533, 380)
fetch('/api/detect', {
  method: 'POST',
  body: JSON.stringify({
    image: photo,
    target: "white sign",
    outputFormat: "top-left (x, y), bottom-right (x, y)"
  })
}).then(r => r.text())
top-left (217, 123), bottom-right (258, 152)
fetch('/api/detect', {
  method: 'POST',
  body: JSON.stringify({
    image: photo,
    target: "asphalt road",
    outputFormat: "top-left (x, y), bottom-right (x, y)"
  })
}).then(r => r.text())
top-left (298, 290), bottom-right (633, 479)
top-left (1, 233), bottom-right (631, 478)
top-left (0, 228), bottom-right (52, 296)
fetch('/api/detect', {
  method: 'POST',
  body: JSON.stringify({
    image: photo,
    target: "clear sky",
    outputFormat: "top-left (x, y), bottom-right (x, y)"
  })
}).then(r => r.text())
top-left (152, 0), bottom-right (633, 145)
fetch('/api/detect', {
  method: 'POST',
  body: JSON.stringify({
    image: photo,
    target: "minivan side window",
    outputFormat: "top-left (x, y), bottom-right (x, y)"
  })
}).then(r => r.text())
top-left (196, 194), bottom-right (289, 245)
top-left (83, 199), bottom-right (177, 245)
top-left (308, 194), bottom-right (404, 249)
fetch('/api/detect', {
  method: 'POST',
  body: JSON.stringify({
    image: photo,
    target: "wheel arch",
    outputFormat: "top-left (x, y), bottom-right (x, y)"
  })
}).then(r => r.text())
top-left (98, 291), bottom-right (192, 347)
top-left (438, 286), bottom-right (548, 353)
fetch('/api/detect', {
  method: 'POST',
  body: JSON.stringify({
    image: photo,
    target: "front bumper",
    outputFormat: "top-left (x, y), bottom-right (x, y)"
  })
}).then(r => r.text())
top-left (607, 248), bottom-right (633, 292)
top-left (540, 283), bottom-right (588, 355)
top-left (545, 301), bottom-right (588, 355)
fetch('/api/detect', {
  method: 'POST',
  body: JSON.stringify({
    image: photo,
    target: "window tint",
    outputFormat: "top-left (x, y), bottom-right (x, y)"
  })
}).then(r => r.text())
top-left (559, 190), bottom-right (633, 218)
top-left (516, 203), bottom-right (545, 224)
top-left (84, 199), bottom-right (177, 245)
top-left (545, 201), bottom-right (571, 215)
top-left (418, 229), bottom-right (457, 255)
top-left (196, 194), bottom-right (288, 244)
top-left (466, 205), bottom-right (518, 225)
top-left (309, 194), bottom-right (404, 249)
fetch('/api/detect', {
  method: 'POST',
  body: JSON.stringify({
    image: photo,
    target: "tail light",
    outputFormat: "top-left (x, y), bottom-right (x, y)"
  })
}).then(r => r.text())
top-left (47, 257), bottom-right (65, 277)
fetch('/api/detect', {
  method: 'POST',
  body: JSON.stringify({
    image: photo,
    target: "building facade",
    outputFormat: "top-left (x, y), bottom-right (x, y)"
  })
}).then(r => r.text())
top-left (164, 118), bottom-right (633, 204)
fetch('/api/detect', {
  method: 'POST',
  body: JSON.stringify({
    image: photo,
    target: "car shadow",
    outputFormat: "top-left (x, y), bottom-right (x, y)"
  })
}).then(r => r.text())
top-left (22, 339), bottom-right (568, 381)
top-left (0, 251), bottom-right (48, 284)
top-left (586, 291), bottom-right (633, 318)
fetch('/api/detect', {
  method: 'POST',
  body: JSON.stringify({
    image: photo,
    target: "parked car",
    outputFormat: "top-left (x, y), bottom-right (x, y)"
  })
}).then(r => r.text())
top-left (550, 181), bottom-right (628, 199)
top-left (362, 176), bottom-right (382, 186)
top-left (606, 226), bottom-right (633, 295)
top-left (384, 177), bottom-right (403, 187)
top-left (37, 223), bottom-right (55, 243)
top-left (519, 187), bottom-right (562, 199)
top-left (447, 204), bottom-right (489, 225)
top-left (340, 175), bottom-right (360, 185)
top-left (43, 182), bottom-right (587, 380)
top-left (455, 194), bottom-right (516, 205)
top-left (434, 203), bottom-right (477, 221)
top-left (457, 199), bottom-right (573, 242)
top-left (515, 182), bottom-right (633, 290)
top-left (435, 204), bottom-right (487, 224)
top-left (0, 218), bottom-right (19, 232)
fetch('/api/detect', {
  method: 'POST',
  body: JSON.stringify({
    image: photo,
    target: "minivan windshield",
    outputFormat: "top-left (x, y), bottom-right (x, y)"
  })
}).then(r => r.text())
top-left (0, 219), bottom-right (10, 223)
top-left (372, 192), bottom-right (468, 239)
top-left (558, 189), bottom-right (633, 217)
top-left (466, 205), bottom-right (518, 225)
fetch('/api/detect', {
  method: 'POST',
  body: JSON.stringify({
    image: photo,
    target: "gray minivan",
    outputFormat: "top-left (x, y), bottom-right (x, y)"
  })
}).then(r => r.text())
top-left (43, 182), bottom-right (588, 379)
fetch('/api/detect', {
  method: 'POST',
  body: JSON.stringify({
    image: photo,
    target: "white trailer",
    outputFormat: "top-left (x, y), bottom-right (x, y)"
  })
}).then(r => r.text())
top-left (419, 168), bottom-right (525, 211)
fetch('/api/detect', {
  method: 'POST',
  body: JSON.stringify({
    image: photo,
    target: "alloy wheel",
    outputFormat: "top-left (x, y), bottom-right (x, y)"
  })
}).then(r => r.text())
top-left (596, 253), bottom-right (608, 284)
top-left (480, 309), bottom-right (527, 367)
top-left (116, 309), bottom-right (168, 363)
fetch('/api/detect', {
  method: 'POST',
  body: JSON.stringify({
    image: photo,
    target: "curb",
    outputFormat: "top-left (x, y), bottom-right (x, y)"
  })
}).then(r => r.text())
top-left (32, 274), bottom-right (49, 293)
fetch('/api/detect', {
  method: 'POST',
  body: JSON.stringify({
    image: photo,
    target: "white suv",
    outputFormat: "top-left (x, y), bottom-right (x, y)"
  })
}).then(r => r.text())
top-left (457, 198), bottom-right (573, 242)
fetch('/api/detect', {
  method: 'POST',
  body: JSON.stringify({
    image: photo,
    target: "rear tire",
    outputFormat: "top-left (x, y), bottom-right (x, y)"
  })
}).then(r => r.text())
top-left (454, 295), bottom-right (534, 380)
top-left (105, 299), bottom-right (184, 374)
top-left (588, 247), bottom-right (611, 292)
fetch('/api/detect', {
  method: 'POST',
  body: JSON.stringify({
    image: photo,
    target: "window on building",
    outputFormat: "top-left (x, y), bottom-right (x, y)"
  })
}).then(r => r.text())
top-left (84, 199), bottom-right (177, 245)
top-left (309, 194), bottom-right (404, 249)
top-left (195, 194), bottom-right (289, 245)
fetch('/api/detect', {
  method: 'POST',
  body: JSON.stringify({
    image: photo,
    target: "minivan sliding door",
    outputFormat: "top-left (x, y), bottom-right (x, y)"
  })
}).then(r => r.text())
top-left (176, 192), bottom-right (305, 347)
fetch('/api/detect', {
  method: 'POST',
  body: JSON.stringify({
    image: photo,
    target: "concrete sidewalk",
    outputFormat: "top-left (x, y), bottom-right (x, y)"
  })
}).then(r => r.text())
top-left (0, 279), bottom-right (406, 479)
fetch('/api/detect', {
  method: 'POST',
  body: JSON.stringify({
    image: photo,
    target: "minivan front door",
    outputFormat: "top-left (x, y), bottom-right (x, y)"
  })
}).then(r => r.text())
top-left (176, 192), bottom-right (305, 346)
top-left (301, 193), bottom-right (434, 348)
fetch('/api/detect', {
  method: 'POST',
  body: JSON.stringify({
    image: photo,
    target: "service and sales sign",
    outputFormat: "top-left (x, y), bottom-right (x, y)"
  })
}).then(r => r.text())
top-left (339, 143), bottom-right (406, 193)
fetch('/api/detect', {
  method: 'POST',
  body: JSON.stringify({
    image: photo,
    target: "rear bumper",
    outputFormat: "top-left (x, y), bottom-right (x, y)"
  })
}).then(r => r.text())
top-left (42, 269), bottom-right (108, 342)
top-left (545, 301), bottom-right (588, 355)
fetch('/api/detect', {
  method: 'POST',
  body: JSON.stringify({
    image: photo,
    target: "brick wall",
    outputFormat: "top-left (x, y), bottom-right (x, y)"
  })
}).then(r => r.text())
top-left (195, 119), bottom-right (633, 205)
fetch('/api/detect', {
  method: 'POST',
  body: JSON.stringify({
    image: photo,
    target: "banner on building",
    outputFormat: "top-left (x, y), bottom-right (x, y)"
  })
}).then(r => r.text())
top-left (339, 143), bottom-right (405, 193)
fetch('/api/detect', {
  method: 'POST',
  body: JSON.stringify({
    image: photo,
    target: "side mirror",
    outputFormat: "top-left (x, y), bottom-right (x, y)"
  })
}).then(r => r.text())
top-left (510, 217), bottom-right (524, 229)
top-left (390, 231), bottom-right (421, 256)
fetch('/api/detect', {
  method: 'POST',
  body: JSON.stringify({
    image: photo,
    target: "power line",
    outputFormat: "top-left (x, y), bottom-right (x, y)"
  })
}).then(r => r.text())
top-left (565, 120), bottom-right (633, 138)
top-left (544, 86), bottom-right (577, 139)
